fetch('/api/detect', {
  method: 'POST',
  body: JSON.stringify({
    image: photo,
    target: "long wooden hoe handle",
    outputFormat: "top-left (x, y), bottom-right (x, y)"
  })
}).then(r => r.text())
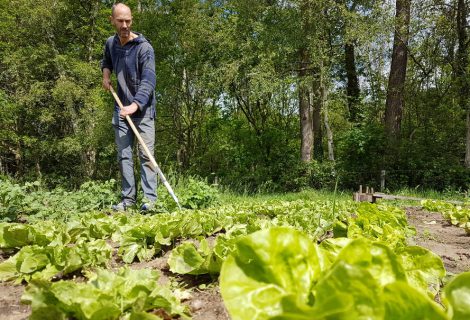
top-left (109, 86), bottom-right (182, 210)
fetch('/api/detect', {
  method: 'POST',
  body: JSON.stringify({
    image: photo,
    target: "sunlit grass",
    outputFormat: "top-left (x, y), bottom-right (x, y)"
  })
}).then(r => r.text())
top-left (218, 188), bottom-right (351, 205)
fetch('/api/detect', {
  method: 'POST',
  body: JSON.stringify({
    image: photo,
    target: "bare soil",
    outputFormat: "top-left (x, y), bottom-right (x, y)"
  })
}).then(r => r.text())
top-left (2, 206), bottom-right (468, 320)
top-left (406, 207), bottom-right (470, 274)
top-left (0, 283), bottom-right (29, 320)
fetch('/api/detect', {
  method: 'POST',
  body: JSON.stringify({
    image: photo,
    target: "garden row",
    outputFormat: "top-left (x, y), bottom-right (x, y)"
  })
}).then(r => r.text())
top-left (422, 200), bottom-right (470, 234)
top-left (0, 196), bottom-right (469, 319)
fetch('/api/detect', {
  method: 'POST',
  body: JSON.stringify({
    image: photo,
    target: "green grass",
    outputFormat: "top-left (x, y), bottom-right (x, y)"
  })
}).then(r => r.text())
top-left (384, 187), bottom-right (469, 201)
top-left (218, 188), bottom-right (351, 205)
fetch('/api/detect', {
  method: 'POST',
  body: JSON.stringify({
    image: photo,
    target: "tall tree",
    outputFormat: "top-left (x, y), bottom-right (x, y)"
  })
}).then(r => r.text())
top-left (298, 0), bottom-right (314, 162)
top-left (299, 49), bottom-right (314, 162)
top-left (345, 41), bottom-right (361, 122)
top-left (455, 0), bottom-right (470, 167)
top-left (384, 0), bottom-right (411, 140)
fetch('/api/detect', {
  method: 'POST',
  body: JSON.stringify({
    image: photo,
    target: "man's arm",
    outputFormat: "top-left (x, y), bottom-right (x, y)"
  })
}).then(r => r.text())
top-left (133, 43), bottom-right (156, 111)
top-left (101, 37), bottom-right (114, 91)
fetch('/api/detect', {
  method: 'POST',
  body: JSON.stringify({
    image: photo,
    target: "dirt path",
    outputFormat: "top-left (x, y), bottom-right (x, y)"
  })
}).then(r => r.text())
top-left (406, 207), bottom-right (470, 274)
top-left (0, 283), bottom-right (29, 320)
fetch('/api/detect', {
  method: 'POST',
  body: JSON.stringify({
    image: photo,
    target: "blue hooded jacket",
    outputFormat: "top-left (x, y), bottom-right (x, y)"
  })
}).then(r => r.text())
top-left (101, 33), bottom-right (156, 118)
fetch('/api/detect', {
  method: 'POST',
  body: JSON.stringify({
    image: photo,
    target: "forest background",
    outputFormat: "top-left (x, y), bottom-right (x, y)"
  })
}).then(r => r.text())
top-left (1, 0), bottom-right (470, 193)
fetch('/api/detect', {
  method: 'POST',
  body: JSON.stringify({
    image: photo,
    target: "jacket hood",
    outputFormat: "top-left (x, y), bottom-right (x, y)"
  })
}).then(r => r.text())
top-left (113, 32), bottom-right (149, 45)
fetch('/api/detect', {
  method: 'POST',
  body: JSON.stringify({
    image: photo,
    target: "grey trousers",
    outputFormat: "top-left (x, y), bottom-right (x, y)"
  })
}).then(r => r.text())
top-left (112, 112), bottom-right (157, 204)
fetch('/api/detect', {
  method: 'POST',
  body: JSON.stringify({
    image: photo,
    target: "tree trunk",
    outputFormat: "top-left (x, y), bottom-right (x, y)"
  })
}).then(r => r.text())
top-left (324, 107), bottom-right (335, 162)
top-left (312, 89), bottom-right (323, 161)
top-left (322, 86), bottom-right (335, 161)
top-left (311, 68), bottom-right (323, 161)
top-left (384, 0), bottom-right (411, 140)
top-left (345, 42), bottom-right (361, 122)
top-left (466, 110), bottom-right (470, 167)
top-left (456, 0), bottom-right (470, 168)
top-left (321, 71), bottom-right (334, 161)
top-left (299, 48), bottom-right (313, 162)
top-left (83, 149), bottom-right (96, 178)
top-left (298, 0), bottom-right (314, 162)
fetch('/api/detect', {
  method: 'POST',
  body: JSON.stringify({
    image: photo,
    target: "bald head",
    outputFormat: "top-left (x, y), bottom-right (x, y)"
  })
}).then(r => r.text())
top-left (110, 3), bottom-right (134, 44)
top-left (112, 3), bottom-right (132, 17)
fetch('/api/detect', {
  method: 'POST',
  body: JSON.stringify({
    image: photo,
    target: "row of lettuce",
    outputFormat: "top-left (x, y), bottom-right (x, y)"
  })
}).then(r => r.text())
top-left (422, 200), bottom-right (470, 234)
top-left (0, 198), bottom-right (469, 319)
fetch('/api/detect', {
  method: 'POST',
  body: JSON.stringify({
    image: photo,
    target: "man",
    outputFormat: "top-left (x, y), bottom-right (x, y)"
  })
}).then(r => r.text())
top-left (101, 3), bottom-right (157, 212)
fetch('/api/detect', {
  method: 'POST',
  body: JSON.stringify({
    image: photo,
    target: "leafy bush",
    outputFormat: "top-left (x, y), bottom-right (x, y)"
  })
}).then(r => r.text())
top-left (335, 124), bottom-right (386, 189)
top-left (158, 177), bottom-right (219, 210)
top-left (0, 179), bottom-right (27, 221)
top-left (0, 178), bottom-right (119, 222)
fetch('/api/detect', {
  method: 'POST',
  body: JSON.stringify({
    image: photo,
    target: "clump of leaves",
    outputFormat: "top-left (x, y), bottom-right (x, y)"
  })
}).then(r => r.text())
top-left (0, 179), bottom-right (28, 221)
top-left (220, 227), bottom-right (451, 320)
top-left (0, 240), bottom-right (112, 283)
top-left (22, 267), bottom-right (190, 320)
top-left (159, 177), bottom-right (219, 211)
top-left (422, 200), bottom-right (470, 234)
top-left (0, 178), bottom-right (119, 222)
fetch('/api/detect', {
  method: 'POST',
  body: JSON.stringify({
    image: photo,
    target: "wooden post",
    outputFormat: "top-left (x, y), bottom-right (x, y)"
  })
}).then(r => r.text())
top-left (381, 170), bottom-right (386, 191)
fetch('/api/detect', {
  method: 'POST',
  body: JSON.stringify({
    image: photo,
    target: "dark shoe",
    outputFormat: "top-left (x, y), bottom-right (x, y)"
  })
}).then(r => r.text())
top-left (140, 202), bottom-right (155, 212)
top-left (112, 201), bottom-right (133, 212)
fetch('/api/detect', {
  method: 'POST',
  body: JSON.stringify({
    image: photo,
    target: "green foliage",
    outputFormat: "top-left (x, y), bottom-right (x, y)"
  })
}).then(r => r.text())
top-left (159, 177), bottom-right (219, 210)
top-left (167, 236), bottom-right (233, 275)
top-left (22, 267), bottom-right (190, 320)
top-left (220, 227), bottom-right (449, 320)
top-left (0, 240), bottom-right (111, 283)
top-left (422, 200), bottom-right (470, 234)
top-left (443, 272), bottom-right (470, 320)
top-left (343, 202), bottom-right (416, 248)
top-left (0, 0), bottom-right (468, 192)
top-left (0, 178), bottom-right (118, 222)
top-left (0, 179), bottom-right (27, 221)
top-left (336, 124), bottom-right (387, 189)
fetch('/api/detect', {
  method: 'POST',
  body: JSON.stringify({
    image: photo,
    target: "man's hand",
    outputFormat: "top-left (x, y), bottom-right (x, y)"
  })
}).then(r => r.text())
top-left (120, 102), bottom-right (139, 118)
top-left (102, 78), bottom-right (111, 91)
top-left (102, 68), bottom-right (112, 91)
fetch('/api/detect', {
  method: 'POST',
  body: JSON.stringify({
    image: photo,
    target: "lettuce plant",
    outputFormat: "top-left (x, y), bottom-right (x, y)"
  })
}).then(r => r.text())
top-left (22, 267), bottom-right (190, 320)
top-left (220, 227), bottom-right (452, 320)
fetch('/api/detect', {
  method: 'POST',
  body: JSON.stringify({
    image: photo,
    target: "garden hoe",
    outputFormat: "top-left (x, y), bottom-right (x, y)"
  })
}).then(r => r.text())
top-left (109, 86), bottom-right (182, 210)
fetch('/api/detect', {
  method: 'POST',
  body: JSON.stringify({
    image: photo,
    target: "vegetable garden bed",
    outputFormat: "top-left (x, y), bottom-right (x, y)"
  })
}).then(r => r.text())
top-left (0, 195), bottom-right (469, 319)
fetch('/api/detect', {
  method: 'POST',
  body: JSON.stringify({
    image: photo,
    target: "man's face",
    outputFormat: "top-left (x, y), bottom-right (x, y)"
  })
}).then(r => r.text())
top-left (111, 5), bottom-right (133, 40)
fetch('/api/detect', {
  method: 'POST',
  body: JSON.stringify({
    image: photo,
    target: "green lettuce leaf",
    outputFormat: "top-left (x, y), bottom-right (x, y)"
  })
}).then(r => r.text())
top-left (220, 227), bottom-right (323, 320)
top-left (168, 242), bottom-right (206, 275)
top-left (397, 246), bottom-right (446, 297)
top-left (443, 272), bottom-right (470, 320)
top-left (23, 267), bottom-right (190, 320)
top-left (383, 281), bottom-right (447, 319)
top-left (168, 235), bottom-right (235, 275)
top-left (335, 238), bottom-right (407, 287)
top-left (313, 261), bottom-right (384, 319)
